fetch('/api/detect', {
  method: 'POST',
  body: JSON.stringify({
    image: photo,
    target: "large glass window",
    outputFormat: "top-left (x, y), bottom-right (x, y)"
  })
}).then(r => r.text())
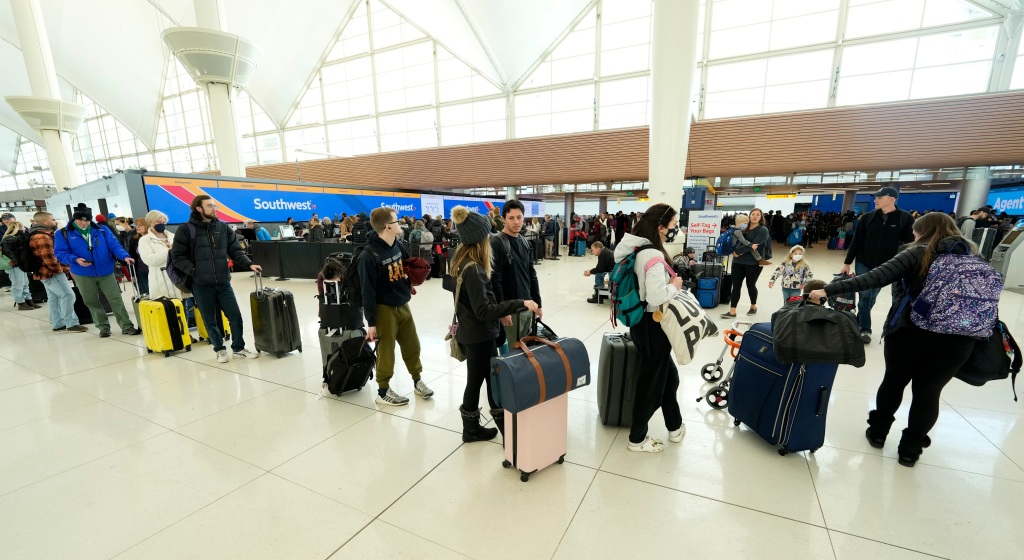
top-left (515, 84), bottom-right (594, 138)
top-left (327, 1), bottom-right (370, 61)
top-left (598, 76), bottom-right (651, 130)
top-left (378, 109), bottom-right (437, 152)
top-left (601, 0), bottom-right (654, 76)
top-left (322, 57), bottom-right (376, 121)
top-left (1011, 55), bottom-right (1024, 90)
top-left (327, 118), bottom-right (379, 156)
top-left (837, 26), bottom-right (998, 105)
top-left (845, 0), bottom-right (993, 39)
top-left (521, 8), bottom-right (596, 89)
top-left (436, 46), bottom-right (502, 103)
top-left (369, 0), bottom-right (425, 50)
top-left (440, 99), bottom-right (506, 146)
top-left (373, 41), bottom-right (435, 113)
top-left (285, 127), bottom-right (328, 161)
top-left (704, 49), bottom-right (833, 118)
top-left (708, 0), bottom-right (839, 60)
top-left (287, 82), bottom-right (325, 127)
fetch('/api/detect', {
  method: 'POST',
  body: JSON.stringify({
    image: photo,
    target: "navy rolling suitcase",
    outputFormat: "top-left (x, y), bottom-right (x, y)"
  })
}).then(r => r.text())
top-left (728, 322), bottom-right (838, 456)
top-left (597, 332), bottom-right (640, 426)
top-left (251, 273), bottom-right (303, 358)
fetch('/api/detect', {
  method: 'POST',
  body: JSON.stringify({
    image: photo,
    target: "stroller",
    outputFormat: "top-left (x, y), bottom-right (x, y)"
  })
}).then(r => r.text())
top-left (695, 321), bottom-right (752, 409)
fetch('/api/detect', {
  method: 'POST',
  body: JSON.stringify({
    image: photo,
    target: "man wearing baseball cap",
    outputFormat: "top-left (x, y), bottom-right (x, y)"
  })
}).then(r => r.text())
top-left (840, 186), bottom-right (915, 344)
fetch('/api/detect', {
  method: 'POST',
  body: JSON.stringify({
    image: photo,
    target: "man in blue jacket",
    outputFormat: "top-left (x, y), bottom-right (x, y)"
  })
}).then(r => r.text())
top-left (54, 204), bottom-right (141, 338)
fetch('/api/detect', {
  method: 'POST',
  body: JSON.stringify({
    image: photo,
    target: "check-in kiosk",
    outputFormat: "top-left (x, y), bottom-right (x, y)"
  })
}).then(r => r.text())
top-left (990, 221), bottom-right (1024, 295)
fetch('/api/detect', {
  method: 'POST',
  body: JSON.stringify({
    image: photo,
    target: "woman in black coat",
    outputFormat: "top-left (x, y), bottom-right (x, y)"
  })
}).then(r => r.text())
top-left (448, 206), bottom-right (538, 443)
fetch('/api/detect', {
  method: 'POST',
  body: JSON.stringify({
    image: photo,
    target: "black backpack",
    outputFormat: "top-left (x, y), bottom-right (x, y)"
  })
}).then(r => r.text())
top-left (342, 244), bottom-right (383, 307)
top-left (323, 335), bottom-right (376, 395)
top-left (9, 231), bottom-right (45, 275)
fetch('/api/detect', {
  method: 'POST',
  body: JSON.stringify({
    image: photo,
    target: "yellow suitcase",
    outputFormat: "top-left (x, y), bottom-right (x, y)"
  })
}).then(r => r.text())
top-left (140, 297), bottom-right (192, 357)
top-left (196, 307), bottom-right (231, 343)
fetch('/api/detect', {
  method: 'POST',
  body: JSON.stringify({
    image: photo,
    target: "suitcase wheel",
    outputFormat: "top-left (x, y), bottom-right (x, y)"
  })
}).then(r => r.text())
top-left (520, 473), bottom-right (530, 483)
top-left (186, 345), bottom-right (192, 352)
top-left (276, 352), bottom-right (284, 358)
top-left (733, 419), bottom-right (741, 426)
top-left (298, 346), bottom-right (303, 353)
top-left (778, 448), bottom-right (789, 457)
top-left (557, 455), bottom-right (565, 465)
top-left (810, 448), bottom-right (819, 454)
top-left (704, 387), bottom-right (730, 409)
top-left (147, 349), bottom-right (153, 354)
top-left (700, 363), bottom-right (724, 382)
top-left (502, 460), bottom-right (511, 469)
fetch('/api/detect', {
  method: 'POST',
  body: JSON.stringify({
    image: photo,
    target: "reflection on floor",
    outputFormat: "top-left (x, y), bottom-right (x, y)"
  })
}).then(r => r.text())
top-left (0, 245), bottom-right (1021, 560)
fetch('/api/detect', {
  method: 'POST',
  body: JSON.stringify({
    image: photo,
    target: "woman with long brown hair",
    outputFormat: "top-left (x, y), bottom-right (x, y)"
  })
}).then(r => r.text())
top-left (808, 212), bottom-right (982, 467)
top-left (721, 208), bottom-right (771, 318)
top-left (448, 206), bottom-right (538, 442)
top-left (613, 203), bottom-right (685, 453)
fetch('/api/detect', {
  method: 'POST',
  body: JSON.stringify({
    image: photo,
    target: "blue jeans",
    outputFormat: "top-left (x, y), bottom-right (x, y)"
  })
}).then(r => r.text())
top-left (593, 272), bottom-right (607, 288)
top-left (9, 266), bottom-right (31, 303)
top-left (41, 274), bottom-right (79, 329)
top-left (782, 287), bottom-right (801, 303)
top-left (191, 283), bottom-right (246, 353)
top-left (855, 261), bottom-right (881, 334)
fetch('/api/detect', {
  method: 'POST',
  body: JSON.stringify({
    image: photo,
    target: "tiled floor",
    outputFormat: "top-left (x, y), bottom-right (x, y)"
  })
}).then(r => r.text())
top-left (0, 244), bottom-right (1021, 560)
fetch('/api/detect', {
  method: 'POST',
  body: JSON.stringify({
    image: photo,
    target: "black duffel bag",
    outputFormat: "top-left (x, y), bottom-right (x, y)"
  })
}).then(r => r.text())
top-left (771, 299), bottom-right (865, 367)
top-left (955, 320), bottom-right (1020, 401)
top-left (491, 335), bottom-right (590, 413)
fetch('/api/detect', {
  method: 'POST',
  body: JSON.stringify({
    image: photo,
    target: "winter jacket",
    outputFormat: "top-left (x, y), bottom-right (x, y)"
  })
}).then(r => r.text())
top-left (543, 219), bottom-right (559, 239)
top-left (54, 222), bottom-right (131, 277)
top-left (255, 226), bottom-right (272, 241)
top-left (490, 232), bottom-right (542, 307)
top-left (590, 248), bottom-right (615, 275)
top-left (28, 225), bottom-right (68, 280)
top-left (825, 236), bottom-right (971, 338)
top-left (127, 235), bottom-right (149, 279)
top-left (613, 233), bottom-right (678, 313)
top-left (453, 262), bottom-right (523, 345)
top-left (138, 232), bottom-right (187, 299)
top-left (356, 231), bottom-right (411, 327)
top-left (959, 217), bottom-right (977, 241)
top-left (170, 218), bottom-right (252, 287)
top-left (769, 261), bottom-right (813, 289)
top-left (732, 226), bottom-right (770, 266)
top-left (308, 224), bottom-right (325, 243)
top-left (844, 208), bottom-right (915, 268)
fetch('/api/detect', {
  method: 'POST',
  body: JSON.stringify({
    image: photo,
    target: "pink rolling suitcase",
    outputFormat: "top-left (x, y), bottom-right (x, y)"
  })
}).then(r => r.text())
top-left (501, 393), bottom-right (568, 482)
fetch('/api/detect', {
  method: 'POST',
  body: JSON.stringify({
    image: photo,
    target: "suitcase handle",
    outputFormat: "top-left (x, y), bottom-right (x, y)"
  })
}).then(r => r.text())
top-left (816, 387), bottom-right (830, 416)
top-left (127, 262), bottom-right (141, 300)
top-left (513, 336), bottom-right (573, 403)
top-left (254, 270), bottom-right (264, 292)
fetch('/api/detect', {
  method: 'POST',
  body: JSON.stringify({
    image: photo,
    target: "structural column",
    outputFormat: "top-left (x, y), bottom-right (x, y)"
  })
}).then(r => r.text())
top-left (6, 0), bottom-right (84, 190)
top-left (505, 186), bottom-right (519, 201)
top-left (648, 0), bottom-right (701, 211)
top-left (598, 196), bottom-right (608, 215)
top-left (163, 0), bottom-right (262, 178)
top-left (564, 191), bottom-right (575, 218)
top-left (958, 167), bottom-right (992, 217)
top-left (841, 190), bottom-right (857, 214)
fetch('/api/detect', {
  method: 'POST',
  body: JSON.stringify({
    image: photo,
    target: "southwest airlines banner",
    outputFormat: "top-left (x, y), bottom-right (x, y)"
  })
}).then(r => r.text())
top-left (989, 187), bottom-right (1024, 214)
top-left (440, 196), bottom-right (546, 218)
top-left (143, 176), bottom-right (421, 224)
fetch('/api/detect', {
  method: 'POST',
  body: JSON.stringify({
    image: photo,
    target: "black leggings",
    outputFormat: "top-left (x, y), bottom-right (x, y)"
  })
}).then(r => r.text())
top-left (729, 262), bottom-right (763, 308)
top-left (878, 327), bottom-right (974, 438)
top-left (628, 312), bottom-right (682, 443)
top-left (463, 340), bottom-right (500, 411)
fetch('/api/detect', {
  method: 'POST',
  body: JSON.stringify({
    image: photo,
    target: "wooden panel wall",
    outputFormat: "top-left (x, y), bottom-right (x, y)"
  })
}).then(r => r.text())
top-left (238, 91), bottom-right (1024, 188)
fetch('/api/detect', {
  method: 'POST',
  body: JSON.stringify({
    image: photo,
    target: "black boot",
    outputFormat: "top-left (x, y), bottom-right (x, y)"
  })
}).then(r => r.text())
top-left (865, 409), bottom-right (893, 448)
top-left (490, 408), bottom-right (505, 438)
top-left (897, 429), bottom-right (928, 467)
top-left (587, 288), bottom-right (599, 304)
top-left (460, 406), bottom-right (498, 443)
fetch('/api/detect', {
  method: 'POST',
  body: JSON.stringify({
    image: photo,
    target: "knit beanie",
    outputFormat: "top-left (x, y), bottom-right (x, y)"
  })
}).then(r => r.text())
top-left (94, 214), bottom-right (107, 224)
top-left (450, 206), bottom-right (491, 246)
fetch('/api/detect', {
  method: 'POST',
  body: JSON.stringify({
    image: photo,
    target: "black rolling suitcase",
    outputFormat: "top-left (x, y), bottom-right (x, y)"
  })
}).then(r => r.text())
top-left (250, 273), bottom-right (302, 358)
top-left (29, 278), bottom-right (48, 303)
top-left (431, 246), bottom-right (446, 279)
top-left (597, 332), bottom-right (641, 426)
top-left (0, 270), bottom-right (10, 288)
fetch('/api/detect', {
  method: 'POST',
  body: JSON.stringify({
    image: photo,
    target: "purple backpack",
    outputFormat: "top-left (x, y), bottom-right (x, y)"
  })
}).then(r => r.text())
top-left (907, 242), bottom-right (1003, 338)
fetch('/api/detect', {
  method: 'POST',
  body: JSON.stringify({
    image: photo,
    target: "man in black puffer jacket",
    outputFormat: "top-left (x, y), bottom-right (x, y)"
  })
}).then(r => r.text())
top-left (171, 195), bottom-right (262, 363)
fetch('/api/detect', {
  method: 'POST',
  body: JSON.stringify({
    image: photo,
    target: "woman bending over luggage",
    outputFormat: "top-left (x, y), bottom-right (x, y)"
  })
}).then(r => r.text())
top-left (808, 212), bottom-right (983, 467)
top-left (722, 208), bottom-right (771, 319)
top-left (613, 203), bottom-right (685, 453)
top-left (449, 206), bottom-right (538, 443)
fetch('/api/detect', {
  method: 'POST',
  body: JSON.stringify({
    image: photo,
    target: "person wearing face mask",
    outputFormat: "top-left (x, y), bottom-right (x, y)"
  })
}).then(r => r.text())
top-left (112, 217), bottom-right (132, 251)
top-left (613, 203), bottom-right (685, 453)
top-left (768, 245), bottom-right (813, 304)
top-left (138, 210), bottom-right (186, 301)
top-left (721, 208), bottom-right (771, 319)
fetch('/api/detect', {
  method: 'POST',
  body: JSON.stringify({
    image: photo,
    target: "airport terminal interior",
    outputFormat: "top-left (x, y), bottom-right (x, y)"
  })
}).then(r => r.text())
top-left (2, 1), bottom-right (1024, 559)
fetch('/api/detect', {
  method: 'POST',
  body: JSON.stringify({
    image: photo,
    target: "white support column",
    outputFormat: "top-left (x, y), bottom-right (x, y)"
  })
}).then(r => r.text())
top-left (648, 0), bottom-right (701, 212)
top-left (8, 0), bottom-right (83, 190)
top-left (564, 192), bottom-right (575, 218)
top-left (505, 186), bottom-right (519, 201)
top-left (163, 0), bottom-right (261, 178)
top-left (841, 189), bottom-right (857, 213)
top-left (958, 167), bottom-right (992, 217)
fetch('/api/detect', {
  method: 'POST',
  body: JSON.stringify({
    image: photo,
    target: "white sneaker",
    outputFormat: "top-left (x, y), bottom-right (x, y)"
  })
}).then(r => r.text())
top-left (669, 426), bottom-right (686, 443)
top-left (216, 350), bottom-right (230, 363)
top-left (233, 348), bottom-right (260, 359)
top-left (627, 436), bottom-right (664, 453)
top-left (375, 388), bottom-right (410, 406)
top-left (414, 379), bottom-right (434, 399)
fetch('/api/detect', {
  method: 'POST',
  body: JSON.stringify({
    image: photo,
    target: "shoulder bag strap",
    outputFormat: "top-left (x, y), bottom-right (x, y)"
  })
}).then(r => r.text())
top-left (450, 263), bottom-right (476, 327)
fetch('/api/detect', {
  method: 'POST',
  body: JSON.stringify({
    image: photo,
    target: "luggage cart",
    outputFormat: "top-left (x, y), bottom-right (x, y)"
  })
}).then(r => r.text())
top-left (696, 321), bottom-right (752, 409)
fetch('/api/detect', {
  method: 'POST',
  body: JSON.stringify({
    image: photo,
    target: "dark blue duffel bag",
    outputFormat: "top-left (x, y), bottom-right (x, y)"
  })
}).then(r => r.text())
top-left (491, 336), bottom-right (591, 413)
